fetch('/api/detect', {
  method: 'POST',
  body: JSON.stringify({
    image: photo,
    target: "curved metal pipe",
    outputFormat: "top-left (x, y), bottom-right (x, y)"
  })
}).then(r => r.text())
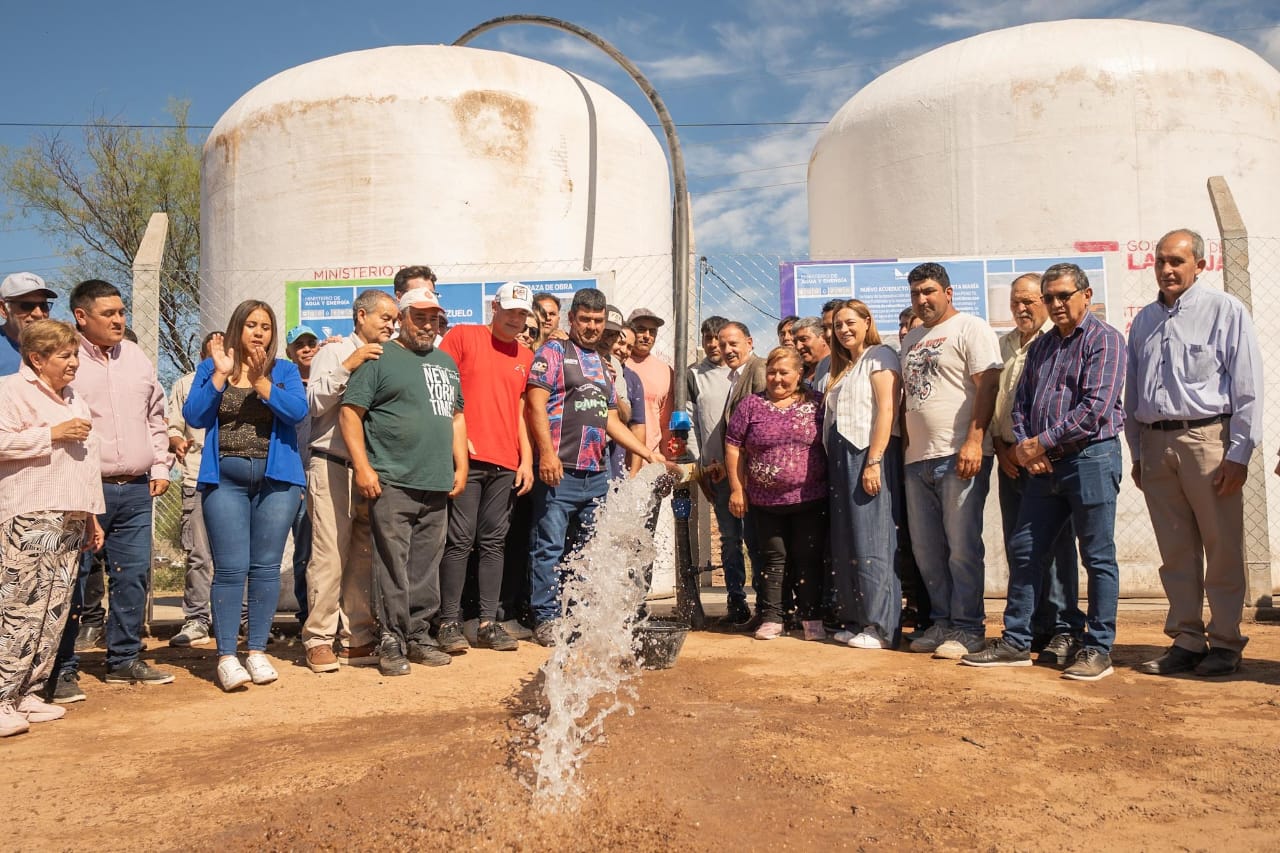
top-left (454, 15), bottom-right (692, 410)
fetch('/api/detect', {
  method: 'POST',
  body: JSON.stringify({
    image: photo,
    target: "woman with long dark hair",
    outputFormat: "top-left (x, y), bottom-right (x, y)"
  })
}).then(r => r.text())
top-left (824, 299), bottom-right (903, 650)
top-left (184, 300), bottom-right (307, 691)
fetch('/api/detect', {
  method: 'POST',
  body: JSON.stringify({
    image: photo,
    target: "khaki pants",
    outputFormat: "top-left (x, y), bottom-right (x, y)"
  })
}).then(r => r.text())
top-left (1139, 420), bottom-right (1247, 653)
top-left (302, 454), bottom-right (375, 649)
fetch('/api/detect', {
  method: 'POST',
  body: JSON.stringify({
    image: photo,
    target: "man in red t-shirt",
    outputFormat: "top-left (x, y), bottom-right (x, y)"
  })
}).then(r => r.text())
top-left (436, 282), bottom-right (536, 652)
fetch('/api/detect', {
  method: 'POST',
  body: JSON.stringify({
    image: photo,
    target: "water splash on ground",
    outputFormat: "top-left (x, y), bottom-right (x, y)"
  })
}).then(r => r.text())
top-left (527, 465), bottom-right (668, 806)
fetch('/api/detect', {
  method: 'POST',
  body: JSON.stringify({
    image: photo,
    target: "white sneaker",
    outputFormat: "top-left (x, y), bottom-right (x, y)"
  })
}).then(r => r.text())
top-left (216, 657), bottom-right (251, 691)
top-left (17, 694), bottom-right (66, 722)
top-left (0, 702), bottom-right (30, 737)
top-left (849, 631), bottom-right (891, 650)
top-left (934, 631), bottom-right (985, 660)
top-left (244, 654), bottom-right (278, 685)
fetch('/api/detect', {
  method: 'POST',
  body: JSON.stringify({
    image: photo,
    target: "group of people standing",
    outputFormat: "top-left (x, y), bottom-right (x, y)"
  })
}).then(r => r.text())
top-left (0, 224), bottom-right (1269, 735)
top-left (690, 228), bottom-right (1265, 685)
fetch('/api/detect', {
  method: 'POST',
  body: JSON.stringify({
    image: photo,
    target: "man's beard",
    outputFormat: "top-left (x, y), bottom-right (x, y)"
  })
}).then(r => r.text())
top-left (402, 331), bottom-right (435, 353)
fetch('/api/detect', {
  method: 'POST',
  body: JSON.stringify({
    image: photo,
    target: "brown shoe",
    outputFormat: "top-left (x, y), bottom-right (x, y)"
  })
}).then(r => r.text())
top-left (337, 643), bottom-right (380, 667)
top-left (305, 645), bottom-right (340, 673)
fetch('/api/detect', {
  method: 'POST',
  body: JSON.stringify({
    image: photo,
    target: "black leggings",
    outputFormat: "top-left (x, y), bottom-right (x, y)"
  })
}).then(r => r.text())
top-left (752, 499), bottom-right (827, 623)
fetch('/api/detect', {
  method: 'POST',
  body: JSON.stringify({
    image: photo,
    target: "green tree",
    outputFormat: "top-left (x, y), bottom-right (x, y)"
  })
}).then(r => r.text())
top-left (2, 99), bottom-right (201, 378)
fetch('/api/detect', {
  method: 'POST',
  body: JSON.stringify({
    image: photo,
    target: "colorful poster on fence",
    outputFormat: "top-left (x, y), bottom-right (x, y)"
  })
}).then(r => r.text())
top-left (779, 254), bottom-right (1108, 327)
top-left (285, 271), bottom-right (615, 338)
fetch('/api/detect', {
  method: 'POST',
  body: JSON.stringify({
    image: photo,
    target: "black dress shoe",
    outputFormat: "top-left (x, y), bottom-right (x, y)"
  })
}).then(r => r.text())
top-left (1137, 645), bottom-right (1205, 675)
top-left (1194, 647), bottom-right (1241, 677)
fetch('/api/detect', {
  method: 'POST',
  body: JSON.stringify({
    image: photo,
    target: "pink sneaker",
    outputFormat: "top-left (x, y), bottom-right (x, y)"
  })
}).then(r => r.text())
top-left (1, 701), bottom-right (30, 737)
top-left (754, 621), bottom-right (784, 641)
top-left (802, 620), bottom-right (828, 641)
top-left (17, 694), bottom-right (66, 723)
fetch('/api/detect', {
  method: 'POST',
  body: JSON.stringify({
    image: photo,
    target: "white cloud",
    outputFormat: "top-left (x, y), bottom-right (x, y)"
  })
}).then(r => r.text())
top-left (642, 53), bottom-right (743, 82)
top-left (1253, 26), bottom-right (1280, 68)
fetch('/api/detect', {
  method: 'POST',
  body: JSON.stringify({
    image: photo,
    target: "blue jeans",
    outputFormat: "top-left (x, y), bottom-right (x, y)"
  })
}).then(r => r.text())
top-left (997, 466), bottom-right (1084, 639)
top-left (291, 493), bottom-right (312, 624)
top-left (903, 453), bottom-right (992, 634)
top-left (55, 479), bottom-right (154, 674)
top-left (709, 476), bottom-right (762, 604)
top-left (528, 470), bottom-right (609, 624)
top-left (1003, 439), bottom-right (1121, 652)
top-left (829, 432), bottom-right (902, 643)
top-left (202, 456), bottom-right (300, 656)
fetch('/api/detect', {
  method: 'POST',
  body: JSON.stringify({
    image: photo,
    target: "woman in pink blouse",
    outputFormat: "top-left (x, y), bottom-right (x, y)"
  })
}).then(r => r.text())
top-left (0, 320), bottom-right (104, 737)
top-left (725, 346), bottom-right (828, 641)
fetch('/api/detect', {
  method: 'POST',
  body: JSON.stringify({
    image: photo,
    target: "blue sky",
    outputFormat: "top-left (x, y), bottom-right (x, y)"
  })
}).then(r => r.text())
top-left (3, 1), bottom-right (1278, 297)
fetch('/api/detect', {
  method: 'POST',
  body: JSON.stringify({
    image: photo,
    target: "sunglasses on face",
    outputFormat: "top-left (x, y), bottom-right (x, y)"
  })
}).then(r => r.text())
top-left (521, 326), bottom-right (538, 336)
top-left (6, 300), bottom-right (51, 312)
top-left (1042, 288), bottom-right (1082, 305)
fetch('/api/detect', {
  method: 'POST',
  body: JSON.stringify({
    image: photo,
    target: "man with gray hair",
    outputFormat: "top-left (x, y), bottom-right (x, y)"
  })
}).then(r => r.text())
top-left (300, 287), bottom-right (400, 673)
top-left (1128, 229), bottom-right (1263, 678)
top-left (791, 316), bottom-right (830, 391)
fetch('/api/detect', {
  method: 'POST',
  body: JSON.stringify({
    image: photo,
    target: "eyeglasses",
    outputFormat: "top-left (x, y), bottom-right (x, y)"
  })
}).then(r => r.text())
top-left (520, 326), bottom-right (538, 337)
top-left (1041, 289), bottom-right (1082, 305)
top-left (5, 299), bottom-right (51, 312)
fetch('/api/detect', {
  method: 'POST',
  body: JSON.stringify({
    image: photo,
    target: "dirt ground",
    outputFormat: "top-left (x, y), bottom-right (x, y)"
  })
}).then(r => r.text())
top-left (5, 609), bottom-right (1280, 852)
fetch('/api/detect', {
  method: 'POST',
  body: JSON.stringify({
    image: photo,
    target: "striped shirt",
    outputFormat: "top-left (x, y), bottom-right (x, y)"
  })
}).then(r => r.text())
top-left (1011, 312), bottom-right (1126, 457)
top-left (0, 365), bottom-right (106, 525)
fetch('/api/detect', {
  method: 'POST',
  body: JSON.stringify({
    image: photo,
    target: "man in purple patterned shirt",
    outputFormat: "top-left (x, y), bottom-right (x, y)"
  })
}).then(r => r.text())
top-left (962, 263), bottom-right (1126, 682)
top-left (525, 288), bottom-right (663, 646)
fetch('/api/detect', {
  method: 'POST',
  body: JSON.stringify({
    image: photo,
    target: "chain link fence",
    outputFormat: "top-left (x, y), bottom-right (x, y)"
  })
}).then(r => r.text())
top-left (135, 235), bottom-right (1279, 598)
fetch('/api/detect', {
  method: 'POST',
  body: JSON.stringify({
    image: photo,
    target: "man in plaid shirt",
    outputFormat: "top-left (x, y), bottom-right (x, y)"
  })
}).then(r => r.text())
top-left (962, 263), bottom-right (1126, 682)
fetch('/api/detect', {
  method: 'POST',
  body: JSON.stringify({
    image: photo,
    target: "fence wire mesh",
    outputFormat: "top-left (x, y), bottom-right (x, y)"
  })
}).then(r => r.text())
top-left (134, 236), bottom-right (1279, 597)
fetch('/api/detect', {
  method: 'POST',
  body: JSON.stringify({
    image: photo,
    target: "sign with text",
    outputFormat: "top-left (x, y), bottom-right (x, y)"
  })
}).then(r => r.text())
top-left (780, 254), bottom-right (1108, 328)
top-left (285, 271), bottom-right (615, 339)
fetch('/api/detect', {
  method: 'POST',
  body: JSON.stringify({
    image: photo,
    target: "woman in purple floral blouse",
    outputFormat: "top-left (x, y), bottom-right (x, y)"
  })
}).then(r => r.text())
top-left (725, 347), bottom-right (828, 641)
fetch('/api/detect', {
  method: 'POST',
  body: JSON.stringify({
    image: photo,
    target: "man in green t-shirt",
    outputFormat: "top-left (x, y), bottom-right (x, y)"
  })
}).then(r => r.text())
top-left (340, 286), bottom-right (467, 676)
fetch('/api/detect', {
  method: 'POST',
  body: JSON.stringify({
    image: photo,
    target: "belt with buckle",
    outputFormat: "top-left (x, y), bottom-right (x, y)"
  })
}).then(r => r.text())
top-left (312, 448), bottom-right (353, 468)
top-left (1146, 414), bottom-right (1227, 431)
top-left (102, 474), bottom-right (147, 485)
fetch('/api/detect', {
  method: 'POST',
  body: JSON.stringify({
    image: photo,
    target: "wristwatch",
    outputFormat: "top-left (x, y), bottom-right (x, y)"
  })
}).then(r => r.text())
top-left (866, 457), bottom-right (882, 466)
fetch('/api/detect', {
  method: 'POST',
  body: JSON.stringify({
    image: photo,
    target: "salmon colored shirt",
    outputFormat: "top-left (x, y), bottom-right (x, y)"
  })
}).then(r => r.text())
top-left (73, 337), bottom-right (172, 480)
top-left (0, 364), bottom-right (106, 526)
top-left (626, 353), bottom-right (674, 454)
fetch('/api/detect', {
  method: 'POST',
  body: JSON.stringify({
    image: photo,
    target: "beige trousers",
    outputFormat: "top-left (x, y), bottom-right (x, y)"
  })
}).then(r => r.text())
top-left (302, 454), bottom-right (376, 649)
top-left (1139, 420), bottom-right (1247, 653)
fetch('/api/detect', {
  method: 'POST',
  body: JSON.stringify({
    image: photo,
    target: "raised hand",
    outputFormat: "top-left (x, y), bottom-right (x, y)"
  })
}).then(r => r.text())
top-left (209, 333), bottom-right (234, 377)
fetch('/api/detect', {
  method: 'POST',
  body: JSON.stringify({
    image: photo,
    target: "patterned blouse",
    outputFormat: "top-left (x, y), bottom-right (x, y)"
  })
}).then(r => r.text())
top-left (725, 391), bottom-right (827, 507)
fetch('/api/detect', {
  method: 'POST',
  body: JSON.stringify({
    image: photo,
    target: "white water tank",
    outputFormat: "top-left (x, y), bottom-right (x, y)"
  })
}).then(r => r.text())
top-left (808, 19), bottom-right (1280, 594)
top-left (809, 19), bottom-right (1280, 261)
top-left (201, 44), bottom-right (673, 345)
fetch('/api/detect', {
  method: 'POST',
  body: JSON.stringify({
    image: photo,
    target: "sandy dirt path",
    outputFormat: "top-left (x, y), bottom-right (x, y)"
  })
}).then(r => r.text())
top-left (5, 611), bottom-right (1279, 851)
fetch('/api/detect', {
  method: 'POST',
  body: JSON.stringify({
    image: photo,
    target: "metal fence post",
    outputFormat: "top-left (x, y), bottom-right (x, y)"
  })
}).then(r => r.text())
top-left (133, 211), bottom-right (168, 632)
top-left (1207, 176), bottom-right (1275, 614)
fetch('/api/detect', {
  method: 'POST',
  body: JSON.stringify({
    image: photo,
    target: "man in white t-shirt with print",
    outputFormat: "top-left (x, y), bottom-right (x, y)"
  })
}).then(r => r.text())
top-left (899, 262), bottom-right (1003, 660)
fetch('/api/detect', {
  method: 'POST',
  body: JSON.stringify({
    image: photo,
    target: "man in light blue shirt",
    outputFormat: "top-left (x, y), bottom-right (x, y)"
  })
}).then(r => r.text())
top-left (1124, 228), bottom-right (1263, 678)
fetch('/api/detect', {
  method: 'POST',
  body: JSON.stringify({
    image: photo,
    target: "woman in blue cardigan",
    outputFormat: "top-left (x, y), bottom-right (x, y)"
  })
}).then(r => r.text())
top-left (184, 300), bottom-right (307, 691)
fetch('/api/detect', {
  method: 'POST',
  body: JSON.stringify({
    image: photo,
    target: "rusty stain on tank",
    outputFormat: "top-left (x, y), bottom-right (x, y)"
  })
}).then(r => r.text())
top-left (450, 90), bottom-right (533, 163)
top-left (208, 95), bottom-right (399, 168)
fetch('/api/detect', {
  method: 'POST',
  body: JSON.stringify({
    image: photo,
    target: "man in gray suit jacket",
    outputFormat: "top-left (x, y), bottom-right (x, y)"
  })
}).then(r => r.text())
top-left (706, 320), bottom-right (767, 625)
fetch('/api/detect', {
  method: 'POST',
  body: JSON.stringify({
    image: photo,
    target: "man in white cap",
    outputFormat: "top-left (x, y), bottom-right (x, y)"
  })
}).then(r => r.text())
top-left (0, 272), bottom-right (57, 376)
top-left (434, 282), bottom-right (536, 654)
top-left (340, 286), bottom-right (467, 676)
top-left (626, 307), bottom-right (674, 455)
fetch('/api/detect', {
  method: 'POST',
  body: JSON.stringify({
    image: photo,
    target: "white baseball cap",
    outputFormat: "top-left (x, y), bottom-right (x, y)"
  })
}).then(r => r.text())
top-left (399, 287), bottom-right (443, 312)
top-left (495, 281), bottom-right (534, 313)
top-left (1, 272), bottom-right (56, 301)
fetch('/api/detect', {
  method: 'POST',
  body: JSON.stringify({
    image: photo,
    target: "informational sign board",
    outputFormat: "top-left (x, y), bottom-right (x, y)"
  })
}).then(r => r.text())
top-left (779, 254), bottom-right (1108, 327)
top-left (285, 271), bottom-right (616, 338)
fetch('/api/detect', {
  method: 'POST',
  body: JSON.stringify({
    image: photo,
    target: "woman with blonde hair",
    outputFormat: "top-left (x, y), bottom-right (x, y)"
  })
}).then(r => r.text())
top-left (0, 320), bottom-right (104, 736)
top-left (184, 300), bottom-right (307, 691)
top-left (824, 299), bottom-right (903, 650)
top-left (725, 346), bottom-right (828, 641)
